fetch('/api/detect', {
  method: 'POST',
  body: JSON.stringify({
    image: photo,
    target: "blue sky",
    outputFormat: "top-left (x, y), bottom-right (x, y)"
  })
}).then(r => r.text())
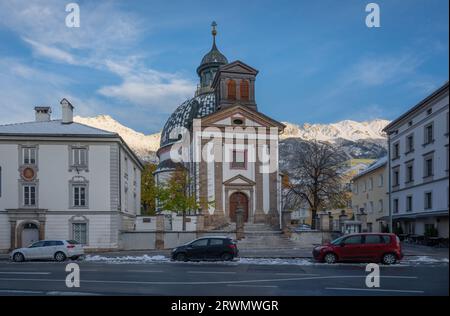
top-left (0, 0), bottom-right (448, 134)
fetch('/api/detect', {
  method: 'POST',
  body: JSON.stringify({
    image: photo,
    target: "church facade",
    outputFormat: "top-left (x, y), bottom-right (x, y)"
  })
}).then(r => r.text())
top-left (155, 23), bottom-right (285, 230)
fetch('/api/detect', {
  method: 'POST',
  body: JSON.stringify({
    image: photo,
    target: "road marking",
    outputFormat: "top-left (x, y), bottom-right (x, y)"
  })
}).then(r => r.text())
top-left (46, 291), bottom-right (102, 296)
top-left (0, 275), bottom-right (418, 286)
top-left (227, 284), bottom-right (278, 288)
top-left (187, 271), bottom-right (237, 274)
top-left (126, 270), bottom-right (164, 273)
top-left (325, 287), bottom-right (424, 294)
top-left (0, 272), bottom-right (51, 275)
top-left (275, 273), bottom-right (319, 276)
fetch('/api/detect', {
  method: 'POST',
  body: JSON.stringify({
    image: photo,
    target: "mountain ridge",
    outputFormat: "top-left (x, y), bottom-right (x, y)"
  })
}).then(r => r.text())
top-left (74, 115), bottom-right (389, 162)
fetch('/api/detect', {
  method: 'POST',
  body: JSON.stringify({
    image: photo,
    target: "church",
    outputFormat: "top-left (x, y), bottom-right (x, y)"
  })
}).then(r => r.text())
top-left (155, 22), bottom-right (285, 230)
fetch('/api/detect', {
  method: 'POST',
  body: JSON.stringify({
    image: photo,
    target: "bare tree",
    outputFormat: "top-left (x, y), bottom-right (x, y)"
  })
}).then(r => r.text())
top-left (284, 140), bottom-right (348, 229)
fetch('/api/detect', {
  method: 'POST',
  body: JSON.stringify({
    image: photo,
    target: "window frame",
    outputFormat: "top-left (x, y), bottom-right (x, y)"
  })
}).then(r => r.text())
top-left (230, 149), bottom-right (247, 170)
top-left (71, 222), bottom-right (88, 245)
top-left (69, 178), bottom-right (89, 209)
top-left (69, 145), bottom-right (89, 172)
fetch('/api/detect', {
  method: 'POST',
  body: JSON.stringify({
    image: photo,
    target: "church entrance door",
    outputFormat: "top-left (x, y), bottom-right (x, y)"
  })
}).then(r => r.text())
top-left (229, 192), bottom-right (249, 223)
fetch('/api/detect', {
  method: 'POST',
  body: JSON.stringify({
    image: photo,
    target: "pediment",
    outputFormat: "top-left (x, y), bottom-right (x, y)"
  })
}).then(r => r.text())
top-left (223, 174), bottom-right (256, 186)
top-left (201, 105), bottom-right (285, 131)
top-left (219, 60), bottom-right (258, 75)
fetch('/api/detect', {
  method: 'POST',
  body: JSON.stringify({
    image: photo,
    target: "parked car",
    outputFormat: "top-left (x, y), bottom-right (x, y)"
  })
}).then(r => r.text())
top-left (171, 236), bottom-right (238, 262)
top-left (312, 233), bottom-right (403, 265)
top-left (10, 240), bottom-right (85, 262)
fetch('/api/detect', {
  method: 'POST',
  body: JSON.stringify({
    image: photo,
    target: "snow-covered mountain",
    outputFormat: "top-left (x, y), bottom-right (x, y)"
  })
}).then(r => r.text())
top-left (281, 119), bottom-right (389, 142)
top-left (74, 115), bottom-right (160, 162)
top-left (74, 115), bottom-right (390, 163)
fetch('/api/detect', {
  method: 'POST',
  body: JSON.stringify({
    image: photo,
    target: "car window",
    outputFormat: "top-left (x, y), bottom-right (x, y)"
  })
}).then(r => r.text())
top-left (191, 239), bottom-right (208, 247)
top-left (209, 239), bottom-right (224, 246)
top-left (343, 235), bottom-right (362, 245)
top-left (67, 240), bottom-right (79, 245)
top-left (365, 235), bottom-right (381, 244)
top-left (30, 241), bottom-right (45, 248)
top-left (43, 241), bottom-right (54, 247)
top-left (381, 235), bottom-right (392, 244)
top-left (331, 236), bottom-right (346, 245)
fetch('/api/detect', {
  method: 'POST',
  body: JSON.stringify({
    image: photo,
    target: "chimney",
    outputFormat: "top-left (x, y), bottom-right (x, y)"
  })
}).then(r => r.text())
top-left (34, 106), bottom-right (52, 122)
top-left (60, 98), bottom-right (74, 124)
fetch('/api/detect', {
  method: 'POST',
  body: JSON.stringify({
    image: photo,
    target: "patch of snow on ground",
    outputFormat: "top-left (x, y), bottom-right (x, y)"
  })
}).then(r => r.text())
top-left (85, 255), bottom-right (169, 263)
top-left (406, 256), bottom-right (449, 264)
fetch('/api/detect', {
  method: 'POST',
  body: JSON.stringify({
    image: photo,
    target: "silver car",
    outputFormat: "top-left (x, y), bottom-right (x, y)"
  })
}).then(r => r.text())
top-left (10, 240), bottom-right (84, 262)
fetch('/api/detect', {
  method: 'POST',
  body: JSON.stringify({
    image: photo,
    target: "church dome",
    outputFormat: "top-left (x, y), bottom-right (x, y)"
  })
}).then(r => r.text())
top-left (197, 42), bottom-right (228, 75)
top-left (159, 92), bottom-right (216, 148)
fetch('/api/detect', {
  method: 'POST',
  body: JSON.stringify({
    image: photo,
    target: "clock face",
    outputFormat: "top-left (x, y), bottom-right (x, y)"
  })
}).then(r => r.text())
top-left (22, 167), bottom-right (35, 181)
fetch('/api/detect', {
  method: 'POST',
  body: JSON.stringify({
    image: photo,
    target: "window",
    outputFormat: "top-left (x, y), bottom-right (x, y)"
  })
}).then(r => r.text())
top-left (367, 223), bottom-right (373, 232)
top-left (424, 123), bottom-right (434, 144)
top-left (424, 192), bottom-right (432, 210)
top-left (44, 240), bottom-right (64, 247)
top-left (406, 163), bottom-right (414, 183)
top-left (365, 235), bottom-right (381, 244)
top-left (369, 201), bottom-right (374, 213)
top-left (363, 181), bottom-right (367, 192)
top-left (240, 79), bottom-right (249, 100)
top-left (424, 155), bottom-right (433, 178)
top-left (0, 166), bottom-right (2, 197)
top-left (72, 147), bottom-right (87, 167)
top-left (393, 143), bottom-right (400, 159)
top-left (393, 168), bottom-right (399, 187)
top-left (227, 79), bottom-right (236, 100)
top-left (378, 199), bottom-right (384, 212)
top-left (23, 184), bottom-right (36, 206)
top-left (393, 198), bottom-right (399, 213)
top-left (381, 235), bottom-right (391, 244)
top-left (231, 150), bottom-right (246, 169)
top-left (72, 223), bottom-right (87, 244)
top-left (191, 239), bottom-right (208, 247)
top-left (73, 185), bottom-right (87, 207)
top-left (343, 235), bottom-right (362, 245)
top-left (22, 147), bottom-right (36, 165)
top-left (209, 239), bottom-right (224, 246)
top-left (378, 174), bottom-right (383, 187)
top-left (368, 178), bottom-right (373, 191)
top-left (406, 196), bottom-right (412, 212)
top-left (406, 134), bottom-right (414, 153)
top-left (427, 108), bottom-right (432, 115)
top-left (69, 179), bottom-right (89, 208)
top-left (30, 241), bottom-right (45, 248)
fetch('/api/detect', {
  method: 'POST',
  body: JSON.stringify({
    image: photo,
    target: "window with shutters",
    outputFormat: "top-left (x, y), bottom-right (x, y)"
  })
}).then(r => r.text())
top-left (240, 79), bottom-right (249, 100)
top-left (227, 79), bottom-right (236, 100)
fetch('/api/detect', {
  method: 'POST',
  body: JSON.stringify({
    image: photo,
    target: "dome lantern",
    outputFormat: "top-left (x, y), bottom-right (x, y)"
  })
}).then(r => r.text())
top-left (196, 21), bottom-right (228, 95)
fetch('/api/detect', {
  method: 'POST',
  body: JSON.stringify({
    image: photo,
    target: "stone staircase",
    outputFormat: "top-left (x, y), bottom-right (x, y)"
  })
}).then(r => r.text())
top-left (237, 223), bottom-right (297, 250)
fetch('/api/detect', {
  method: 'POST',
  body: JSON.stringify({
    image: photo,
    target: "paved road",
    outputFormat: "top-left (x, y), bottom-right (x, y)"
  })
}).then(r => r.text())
top-left (0, 259), bottom-right (447, 296)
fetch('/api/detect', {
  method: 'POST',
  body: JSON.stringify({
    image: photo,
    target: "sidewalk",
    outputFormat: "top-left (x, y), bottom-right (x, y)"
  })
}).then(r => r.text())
top-left (1, 243), bottom-right (448, 261)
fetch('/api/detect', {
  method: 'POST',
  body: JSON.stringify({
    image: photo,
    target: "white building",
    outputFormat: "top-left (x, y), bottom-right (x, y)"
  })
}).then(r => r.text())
top-left (383, 82), bottom-right (449, 238)
top-left (0, 99), bottom-right (143, 252)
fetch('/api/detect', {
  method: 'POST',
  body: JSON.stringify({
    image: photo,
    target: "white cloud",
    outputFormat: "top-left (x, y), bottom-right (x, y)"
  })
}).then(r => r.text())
top-left (23, 38), bottom-right (76, 64)
top-left (98, 59), bottom-right (195, 112)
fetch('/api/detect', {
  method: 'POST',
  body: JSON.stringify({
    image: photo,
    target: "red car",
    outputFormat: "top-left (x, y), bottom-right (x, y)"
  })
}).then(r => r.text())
top-left (313, 233), bottom-right (403, 265)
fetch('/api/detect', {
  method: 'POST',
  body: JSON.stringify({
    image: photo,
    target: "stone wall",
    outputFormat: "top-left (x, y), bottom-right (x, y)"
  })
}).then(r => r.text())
top-left (289, 231), bottom-right (342, 247)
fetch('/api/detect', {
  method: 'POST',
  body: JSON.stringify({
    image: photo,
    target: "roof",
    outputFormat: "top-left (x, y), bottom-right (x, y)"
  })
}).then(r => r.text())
top-left (0, 119), bottom-right (116, 137)
top-left (352, 156), bottom-right (387, 181)
top-left (383, 81), bottom-right (449, 132)
top-left (0, 119), bottom-right (145, 169)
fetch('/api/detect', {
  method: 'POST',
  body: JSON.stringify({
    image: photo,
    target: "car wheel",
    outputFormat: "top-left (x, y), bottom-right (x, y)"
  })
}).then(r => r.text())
top-left (324, 253), bottom-right (337, 264)
top-left (220, 253), bottom-right (233, 261)
top-left (13, 252), bottom-right (25, 262)
top-left (176, 253), bottom-right (188, 262)
top-left (382, 253), bottom-right (397, 265)
top-left (54, 252), bottom-right (67, 262)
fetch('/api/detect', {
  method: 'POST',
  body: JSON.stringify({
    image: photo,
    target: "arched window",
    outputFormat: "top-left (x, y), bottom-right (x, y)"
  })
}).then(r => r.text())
top-left (227, 79), bottom-right (236, 100)
top-left (240, 79), bottom-right (249, 100)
